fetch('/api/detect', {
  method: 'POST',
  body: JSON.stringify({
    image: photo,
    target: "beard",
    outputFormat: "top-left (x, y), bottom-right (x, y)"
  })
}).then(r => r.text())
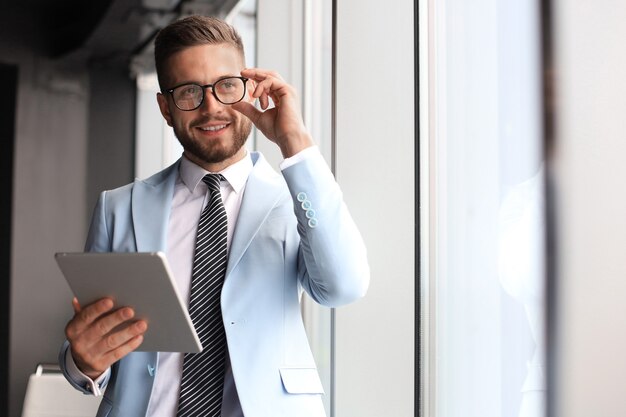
top-left (173, 115), bottom-right (253, 165)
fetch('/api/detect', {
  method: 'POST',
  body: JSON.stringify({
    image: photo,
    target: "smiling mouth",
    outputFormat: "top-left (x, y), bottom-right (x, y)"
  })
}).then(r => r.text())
top-left (198, 124), bottom-right (228, 132)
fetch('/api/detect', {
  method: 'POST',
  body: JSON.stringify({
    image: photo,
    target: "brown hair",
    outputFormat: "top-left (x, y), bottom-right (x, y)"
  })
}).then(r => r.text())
top-left (154, 15), bottom-right (245, 90)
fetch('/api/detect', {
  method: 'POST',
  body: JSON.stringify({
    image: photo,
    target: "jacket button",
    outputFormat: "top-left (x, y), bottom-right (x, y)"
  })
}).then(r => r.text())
top-left (306, 209), bottom-right (316, 219)
top-left (301, 200), bottom-right (312, 210)
top-left (297, 192), bottom-right (307, 202)
top-left (308, 218), bottom-right (318, 228)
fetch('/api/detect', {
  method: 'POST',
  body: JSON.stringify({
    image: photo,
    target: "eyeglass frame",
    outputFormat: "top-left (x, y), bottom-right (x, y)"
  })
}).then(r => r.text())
top-left (164, 76), bottom-right (249, 111)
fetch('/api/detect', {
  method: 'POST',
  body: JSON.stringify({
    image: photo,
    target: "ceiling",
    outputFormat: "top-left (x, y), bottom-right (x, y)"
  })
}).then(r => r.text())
top-left (0, 0), bottom-right (240, 70)
top-left (0, 0), bottom-right (127, 57)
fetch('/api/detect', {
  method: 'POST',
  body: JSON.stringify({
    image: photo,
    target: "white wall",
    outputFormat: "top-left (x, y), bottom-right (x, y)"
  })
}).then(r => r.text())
top-left (334, 1), bottom-right (415, 416)
top-left (551, 2), bottom-right (626, 417)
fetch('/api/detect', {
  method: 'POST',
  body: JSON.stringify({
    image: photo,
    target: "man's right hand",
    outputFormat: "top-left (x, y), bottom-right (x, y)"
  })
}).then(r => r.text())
top-left (65, 297), bottom-right (148, 380)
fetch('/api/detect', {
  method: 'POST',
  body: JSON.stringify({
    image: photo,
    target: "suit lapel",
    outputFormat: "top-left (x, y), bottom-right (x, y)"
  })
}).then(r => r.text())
top-left (131, 160), bottom-right (180, 252)
top-left (129, 155), bottom-right (282, 272)
top-left (226, 152), bottom-right (286, 277)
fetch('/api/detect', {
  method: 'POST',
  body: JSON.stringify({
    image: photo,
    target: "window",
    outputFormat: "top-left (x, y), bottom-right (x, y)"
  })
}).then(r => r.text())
top-left (422, 1), bottom-right (546, 416)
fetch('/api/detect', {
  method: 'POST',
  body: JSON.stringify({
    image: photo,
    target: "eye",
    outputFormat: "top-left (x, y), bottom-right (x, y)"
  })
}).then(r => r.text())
top-left (213, 78), bottom-right (245, 104)
top-left (178, 84), bottom-right (201, 97)
top-left (219, 80), bottom-right (236, 90)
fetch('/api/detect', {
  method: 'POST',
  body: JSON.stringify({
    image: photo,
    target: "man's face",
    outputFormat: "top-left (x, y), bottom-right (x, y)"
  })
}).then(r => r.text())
top-left (157, 44), bottom-right (253, 171)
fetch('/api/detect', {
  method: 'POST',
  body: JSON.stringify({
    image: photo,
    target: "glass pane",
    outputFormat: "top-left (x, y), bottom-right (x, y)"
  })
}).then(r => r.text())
top-left (429, 1), bottom-right (546, 416)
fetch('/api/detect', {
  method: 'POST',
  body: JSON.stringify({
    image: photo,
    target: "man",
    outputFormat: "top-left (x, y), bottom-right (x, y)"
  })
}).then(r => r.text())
top-left (59, 15), bottom-right (369, 417)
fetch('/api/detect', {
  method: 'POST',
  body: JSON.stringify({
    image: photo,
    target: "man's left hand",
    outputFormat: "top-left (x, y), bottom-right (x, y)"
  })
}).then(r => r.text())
top-left (232, 68), bottom-right (314, 158)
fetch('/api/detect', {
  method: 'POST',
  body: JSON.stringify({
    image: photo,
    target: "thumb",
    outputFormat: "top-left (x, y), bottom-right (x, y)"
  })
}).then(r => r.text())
top-left (72, 297), bottom-right (82, 313)
top-left (232, 101), bottom-right (262, 126)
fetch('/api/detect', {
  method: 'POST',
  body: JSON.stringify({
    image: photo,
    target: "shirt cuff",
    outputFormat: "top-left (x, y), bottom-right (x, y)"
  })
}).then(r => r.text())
top-left (64, 348), bottom-right (110, 396)
top-left (279, 146), bottom-right (321, 171)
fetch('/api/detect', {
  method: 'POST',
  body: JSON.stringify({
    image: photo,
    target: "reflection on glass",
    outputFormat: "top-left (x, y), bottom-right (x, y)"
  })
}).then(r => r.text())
top-left (431, 1), bottom-right (545, 416)
top-left (498, 166), bottom-right (546, 417)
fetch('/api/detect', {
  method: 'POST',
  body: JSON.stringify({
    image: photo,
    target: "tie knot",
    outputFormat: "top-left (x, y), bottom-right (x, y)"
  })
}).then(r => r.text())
top-left (202, 174), bottom-right (224, 192)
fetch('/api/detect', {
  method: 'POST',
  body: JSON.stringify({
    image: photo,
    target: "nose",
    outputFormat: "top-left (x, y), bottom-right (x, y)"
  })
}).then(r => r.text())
top-left (198, 87), bottom-right (224, 114)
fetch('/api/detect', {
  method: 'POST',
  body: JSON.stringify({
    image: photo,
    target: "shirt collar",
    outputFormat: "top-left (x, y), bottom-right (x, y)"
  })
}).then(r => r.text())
top-left (179, 152), bottom-right (253, 194)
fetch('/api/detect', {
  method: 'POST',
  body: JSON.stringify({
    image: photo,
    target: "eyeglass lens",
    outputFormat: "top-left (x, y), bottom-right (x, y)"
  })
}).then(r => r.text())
top-left (172, 77), bottom-right (246, 110)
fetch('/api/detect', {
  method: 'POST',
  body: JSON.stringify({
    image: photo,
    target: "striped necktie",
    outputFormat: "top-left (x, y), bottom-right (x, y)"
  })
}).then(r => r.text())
top-left (177, 173), bottom-right (228, 417)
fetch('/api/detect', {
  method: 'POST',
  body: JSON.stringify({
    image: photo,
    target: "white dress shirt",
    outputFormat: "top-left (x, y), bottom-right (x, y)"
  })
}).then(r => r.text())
top-left (66, 147), bottom-right (319, 416)
top-left (146, 153), bottom-right (253, 417)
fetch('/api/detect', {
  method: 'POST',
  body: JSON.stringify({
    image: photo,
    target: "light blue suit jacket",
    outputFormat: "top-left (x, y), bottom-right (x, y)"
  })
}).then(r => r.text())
top-left (60, 152), bottom-right (369, 417)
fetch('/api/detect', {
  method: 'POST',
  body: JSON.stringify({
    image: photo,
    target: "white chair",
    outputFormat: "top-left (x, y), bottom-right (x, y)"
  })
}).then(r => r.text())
top-left (21, 363), bottom-right (102, 417)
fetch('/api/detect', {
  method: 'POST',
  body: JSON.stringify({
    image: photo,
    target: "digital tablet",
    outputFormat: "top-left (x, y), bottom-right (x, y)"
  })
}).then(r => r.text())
top-left (55, 252), bottom-right (202, 353)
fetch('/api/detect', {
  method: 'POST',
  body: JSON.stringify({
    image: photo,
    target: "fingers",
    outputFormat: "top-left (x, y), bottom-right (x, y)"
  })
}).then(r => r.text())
top-left (232, 101), bottom-right (262, 124)
top-left (66, 298), bottom-right (114, 336)
top-left (239, 67), bottom-right (309, 156)
top-left (96, 319), bottom-right (147, 356)
top-left (67, 303), bottom-right (143, 347)
top-left (72, 297), bottom-right (81, 314)
top-left (71, 325), bottom-right (147, 379)
top-left (252, 78), bottom-right (276, 110)
top-left (241, 68), bottom-right (284, 82)
top-left (65, 297), bottom-right (148, 378)
top-left (241, 68), bottom-right (294, 110)
top-left (103, 333), bottom-right (145, 364)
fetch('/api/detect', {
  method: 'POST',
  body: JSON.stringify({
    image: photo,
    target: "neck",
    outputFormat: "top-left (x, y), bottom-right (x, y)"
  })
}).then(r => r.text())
top-left (184, 147), bottom-right (247, 173)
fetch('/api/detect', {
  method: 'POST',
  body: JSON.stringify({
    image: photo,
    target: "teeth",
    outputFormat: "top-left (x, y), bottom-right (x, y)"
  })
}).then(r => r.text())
top-left (200, 124), bottom-right (227, 131)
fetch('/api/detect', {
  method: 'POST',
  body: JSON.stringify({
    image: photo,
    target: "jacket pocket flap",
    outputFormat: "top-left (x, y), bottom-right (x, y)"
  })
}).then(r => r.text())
top-left (279, 368), bottom-right (324, 394)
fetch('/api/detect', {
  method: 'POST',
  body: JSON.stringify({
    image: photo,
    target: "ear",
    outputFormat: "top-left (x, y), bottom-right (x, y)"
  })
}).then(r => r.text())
top-left (157, 92), bottom-right (174, 127)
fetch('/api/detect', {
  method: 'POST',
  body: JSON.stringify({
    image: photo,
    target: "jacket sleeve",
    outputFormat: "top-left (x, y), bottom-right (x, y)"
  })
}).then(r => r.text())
top-left (281, 151), bottom-right (370, 307)
top-left (58, 340), bottom-right (111, 396)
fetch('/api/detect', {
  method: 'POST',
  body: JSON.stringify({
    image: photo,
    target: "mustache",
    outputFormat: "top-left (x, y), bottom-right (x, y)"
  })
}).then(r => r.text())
top-left (190, 116), bottom-right (232, 128)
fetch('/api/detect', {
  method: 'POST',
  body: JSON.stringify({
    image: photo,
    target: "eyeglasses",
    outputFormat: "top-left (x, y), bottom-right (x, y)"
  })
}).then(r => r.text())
top-left (165, 76), bottom-right (249, 111)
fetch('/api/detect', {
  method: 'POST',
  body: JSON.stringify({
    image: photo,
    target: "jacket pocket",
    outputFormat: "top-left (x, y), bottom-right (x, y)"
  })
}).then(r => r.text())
top-left (279, 367), bottom-right (325, 394)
